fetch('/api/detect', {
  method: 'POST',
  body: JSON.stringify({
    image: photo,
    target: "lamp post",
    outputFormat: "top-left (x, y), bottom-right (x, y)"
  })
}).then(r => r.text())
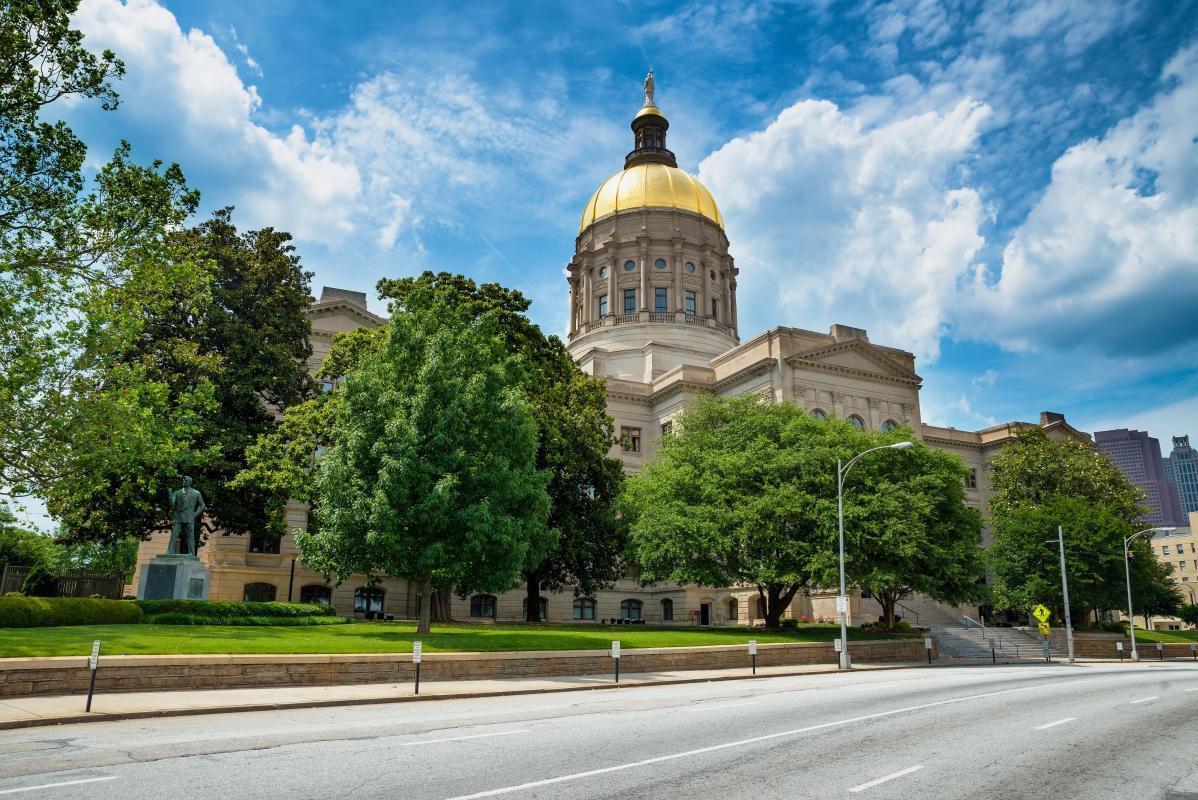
top-left (837, 440), bottom-right (913, 670)
top-left (1124, 526), bottom-right (1175, 661)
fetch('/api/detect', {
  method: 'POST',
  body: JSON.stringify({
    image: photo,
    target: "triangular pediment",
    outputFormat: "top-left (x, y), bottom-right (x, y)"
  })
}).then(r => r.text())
top-left (787, 339), bottom-right (921, 384)
top-left (305, 300), bottom-right (387, 334)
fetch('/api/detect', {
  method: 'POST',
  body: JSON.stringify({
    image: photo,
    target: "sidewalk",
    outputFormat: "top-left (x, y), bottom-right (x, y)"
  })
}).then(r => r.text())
top-left (0, 660), bottom-right (919, 730)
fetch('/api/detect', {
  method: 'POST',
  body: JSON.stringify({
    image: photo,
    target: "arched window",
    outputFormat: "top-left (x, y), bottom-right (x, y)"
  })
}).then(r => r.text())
top-left (522, 596), bottom-right (548, 621)
top-left (470, 594), bottom-right (497, 618)
top-left (300, 585), bottom-right (331, 606)
top-left (661, 598), bottom-right (674, 621)
top-left (849, 415), bottom-right (865, 430)
top-left (882, 420), bottom-right (898, 432)
top-left (810, 409), bottom-right (827, 421)
top-left (354, 587), bottom-right (384, 613)
top-left (727, 598), bottom-right (739, 621)
top-left (572, 597), bottom-right (596, 620)
top-left (620, 599), bottom-right (643, 621)
top-left (598, 266), bottom-right (608, 279)
top-left (654, 258), bottom-right (667, 270)
top-left (623, 260), bottom-right (636, 272)
top-left (243, 582), bottom-right (276, 603)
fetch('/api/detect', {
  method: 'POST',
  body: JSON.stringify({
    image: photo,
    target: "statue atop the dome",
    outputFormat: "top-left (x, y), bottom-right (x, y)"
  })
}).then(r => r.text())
top-left (644, 69), bottom-right (655, 106)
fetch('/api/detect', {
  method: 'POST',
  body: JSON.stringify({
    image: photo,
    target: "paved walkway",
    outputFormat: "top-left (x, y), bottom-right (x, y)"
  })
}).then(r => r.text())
top-left (0, 661), bottom-right (926, 730)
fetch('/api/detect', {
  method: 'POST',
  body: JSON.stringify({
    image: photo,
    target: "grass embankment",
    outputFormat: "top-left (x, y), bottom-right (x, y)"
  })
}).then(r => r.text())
top-left (1128, 628), bottom-right (1198, 643)
top-left (0, 620), bottom-right (904, 658)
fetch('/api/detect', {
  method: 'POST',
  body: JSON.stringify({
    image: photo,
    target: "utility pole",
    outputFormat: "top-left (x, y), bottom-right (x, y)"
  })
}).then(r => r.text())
top-left (1056, 525), bottom-right (1075, 662)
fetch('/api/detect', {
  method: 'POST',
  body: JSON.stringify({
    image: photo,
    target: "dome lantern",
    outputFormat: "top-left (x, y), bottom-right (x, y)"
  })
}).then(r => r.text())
top-left (626, 69), bottom-right (676, 169)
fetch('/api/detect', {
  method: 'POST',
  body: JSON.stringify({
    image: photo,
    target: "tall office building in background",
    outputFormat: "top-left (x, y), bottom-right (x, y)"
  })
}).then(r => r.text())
top-left (1095, 429), bottom-right (1186, 526)
top-left (1165, 435), bottom-right (1198, 516)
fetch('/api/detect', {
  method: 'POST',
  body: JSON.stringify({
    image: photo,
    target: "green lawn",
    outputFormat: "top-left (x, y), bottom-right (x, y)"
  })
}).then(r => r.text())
top-left (0, 620), bottom-right (905, 658)
top-left (1129, 628), bottom-right (1198, 643)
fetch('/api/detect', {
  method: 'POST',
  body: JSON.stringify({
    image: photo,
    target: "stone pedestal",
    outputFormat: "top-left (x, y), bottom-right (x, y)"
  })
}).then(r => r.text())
top-left (137, 554), bottom-right (211, 600)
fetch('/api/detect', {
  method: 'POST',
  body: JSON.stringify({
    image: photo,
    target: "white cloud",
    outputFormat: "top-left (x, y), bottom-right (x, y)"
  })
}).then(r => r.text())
top-left (75, 0), bottom-right (361, 246)
top-left (699, 95), bottom-right (992, 362)
top-left (1083, 394), bottom-right (1198, 449)
top-left (965, 45), bottom-right (1198, 356)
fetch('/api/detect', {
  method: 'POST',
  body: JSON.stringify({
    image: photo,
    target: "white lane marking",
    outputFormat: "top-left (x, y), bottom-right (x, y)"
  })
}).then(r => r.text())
top-left (443, 680), bottom-right (1083, 800)
top-left (1130, 696), bottom-right (1159, 704)
top-left (682, 701), bottom-right (761, 712)
top-left (402, 730), bottom-right (531, 747)
top-left (849, 765), bottom-right (924, 793)
top-left (1034, 717), bottom-right (1076, 730)
top-left (0, 776), bottom-right (118, 796)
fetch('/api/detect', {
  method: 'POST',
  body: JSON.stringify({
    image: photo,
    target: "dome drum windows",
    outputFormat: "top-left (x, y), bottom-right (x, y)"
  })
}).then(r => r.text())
top-left (623, 260), bottom-right (636, 272)
top-left (654, 258), bottom-right (667, 270)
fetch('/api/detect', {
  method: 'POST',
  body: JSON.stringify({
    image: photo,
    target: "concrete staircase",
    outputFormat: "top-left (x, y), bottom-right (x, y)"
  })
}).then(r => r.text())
top-left (930, 623), bottom-right (1063, 660)
top-left (858, 594), bottom-right (967, 628)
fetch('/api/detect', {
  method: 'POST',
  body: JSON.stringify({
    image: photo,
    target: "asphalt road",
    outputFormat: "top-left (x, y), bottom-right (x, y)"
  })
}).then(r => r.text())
top-left (2, 662), bottom-right (1197, 799)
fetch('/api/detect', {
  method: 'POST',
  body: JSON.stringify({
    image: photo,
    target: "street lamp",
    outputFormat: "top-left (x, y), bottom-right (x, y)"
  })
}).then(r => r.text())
top-left (1124, 526), bottom-right (1175, 660)
top-left (837, 441), bottom-right (913, 670)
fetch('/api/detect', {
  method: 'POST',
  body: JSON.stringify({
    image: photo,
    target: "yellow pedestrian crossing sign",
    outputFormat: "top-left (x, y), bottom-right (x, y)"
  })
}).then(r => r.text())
top-left (1032, 604), bottom-right (1051, 623)
top-left (1037, 621), bottom-right (1051, 636)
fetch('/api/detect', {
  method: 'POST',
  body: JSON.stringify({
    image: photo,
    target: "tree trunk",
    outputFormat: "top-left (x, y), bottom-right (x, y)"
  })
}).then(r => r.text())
top-left (431, 588), bottom-right (452, 622)
top-left (763, 583), bottom-right (803, 629)
top-left (525, 575), bottom-right (542, 622)
top-left (879, 592), bottom-right (897, 629)
top-left (417, 576), bottom-right (433, 635)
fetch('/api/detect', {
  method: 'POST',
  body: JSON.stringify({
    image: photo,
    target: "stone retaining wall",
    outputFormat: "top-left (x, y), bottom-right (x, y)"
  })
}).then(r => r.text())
top-left (0, 638), bottom-right (928, 698)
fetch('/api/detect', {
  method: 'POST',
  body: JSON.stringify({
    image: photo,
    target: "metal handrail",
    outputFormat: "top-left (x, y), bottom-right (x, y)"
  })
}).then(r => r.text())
top-left (894, 601), bottom-right (919, 626)
top-left (962, 615), bottom-right (986, 635)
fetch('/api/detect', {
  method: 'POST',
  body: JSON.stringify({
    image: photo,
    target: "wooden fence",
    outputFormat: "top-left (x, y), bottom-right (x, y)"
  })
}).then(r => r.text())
top-left (0, 565), bottom-right (125, 599)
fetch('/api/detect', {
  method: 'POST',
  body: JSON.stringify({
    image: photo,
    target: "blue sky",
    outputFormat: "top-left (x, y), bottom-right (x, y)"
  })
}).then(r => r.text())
top-left (61, 0), bottom-right (1198, 449)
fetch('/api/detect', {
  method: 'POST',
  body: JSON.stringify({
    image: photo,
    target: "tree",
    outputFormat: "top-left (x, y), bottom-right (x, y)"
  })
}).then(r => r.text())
top-left (850, 444), bottom-right (986, 628)
top-left (44, 210), bottom-right (316, 547)
top-left (378, 273), bottom-right (625, 622)
top-left (1130, 552), bottom-right (1182, 628)
top-left (239, 273), bottom-right (626, 623)
top-left (623, 395), bottom-right (982, 628)
top-left (987, 428), bottom-right (1169, 624)
top-left (298, 282), bottom-right (552, 634)
top-left (1, 1), bottom-right (211, 512)
top-left (1177, 604), bottom-right (1198, 628)
top-left (0, 502), bottom-right (60, 574)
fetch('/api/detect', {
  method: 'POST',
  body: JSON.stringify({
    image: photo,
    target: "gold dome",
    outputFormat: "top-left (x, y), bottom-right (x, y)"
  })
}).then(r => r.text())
top-left (579, 163), bottom-right (724, 233)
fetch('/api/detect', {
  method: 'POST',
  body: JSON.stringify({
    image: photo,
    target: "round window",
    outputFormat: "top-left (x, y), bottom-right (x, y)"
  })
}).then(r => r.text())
top-left (624, 260), bottom-right (636, 272)
top-left (685, 262), bottom-right (695, 273)
top-left (655, 258), bottom-right (667, 270)
top-left (598, 266), bottom-right (608, 278)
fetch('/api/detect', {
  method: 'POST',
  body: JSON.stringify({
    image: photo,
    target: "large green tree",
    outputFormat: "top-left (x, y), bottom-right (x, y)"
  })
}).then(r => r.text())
top-left (43, 209), bottom-right (315, 546)
top-left (299, 282), bottom-right (553, 634)
top-left (622, 395), bottom-right (984, 628)
top-left (377, 273), bottom-right (625, 622)
top-left (239, 272), bottom-right (626, 623)
top-left (986, 428), bottom-right (1170, 624)
top-left (1, 1), bottom-right (210, 511)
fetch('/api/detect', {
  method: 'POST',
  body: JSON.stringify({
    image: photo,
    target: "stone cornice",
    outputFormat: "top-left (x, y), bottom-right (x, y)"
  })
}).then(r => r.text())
top-left (787, 340), bottom-right (921, 388)
top-left (304, 300), bottom-right (386, 328)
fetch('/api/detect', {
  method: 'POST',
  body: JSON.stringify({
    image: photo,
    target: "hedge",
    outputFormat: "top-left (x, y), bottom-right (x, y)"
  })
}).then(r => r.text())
top-left (144, 613), bottom-right (349, 626)
top-left (0, 596), bottom-right (145, 628)
top-left (134, 599), bottom-right (336, 618)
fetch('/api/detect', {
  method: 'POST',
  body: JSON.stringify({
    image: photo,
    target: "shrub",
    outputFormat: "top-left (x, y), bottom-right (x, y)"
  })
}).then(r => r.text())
top-left (144, 612), bottom-right (348, 626)
top-left (134, 599), bottom-right (336, 618)
top-left (0, 596), bottom-right (145, 628)
top-left (777, 618), bottom-right (799, 630)
top-left (1082, 620), bottom-right (1127, 634)
top-left (20, 563), bottom-right (61, 597)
